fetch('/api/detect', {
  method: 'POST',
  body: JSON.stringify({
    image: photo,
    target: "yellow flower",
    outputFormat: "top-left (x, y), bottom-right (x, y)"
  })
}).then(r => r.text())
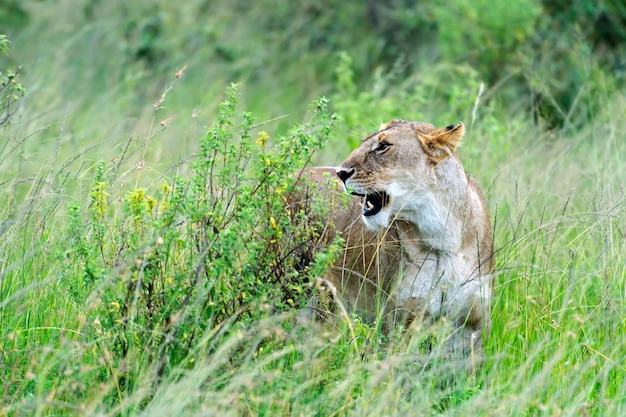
top-left (256, 131), bottom-right (270, 147)
top-left (146, 196), bottom-right (157, 211)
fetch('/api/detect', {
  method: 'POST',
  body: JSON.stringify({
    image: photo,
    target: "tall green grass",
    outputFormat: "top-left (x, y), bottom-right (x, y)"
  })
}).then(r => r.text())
top-left (1, 1), bottom-right (625, 416)
top-left (2, 82), bottom-right (624, 416)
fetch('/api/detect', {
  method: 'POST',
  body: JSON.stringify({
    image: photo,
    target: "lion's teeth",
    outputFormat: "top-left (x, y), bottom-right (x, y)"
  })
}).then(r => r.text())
top-left (367, 201), bottom-right (374, 209)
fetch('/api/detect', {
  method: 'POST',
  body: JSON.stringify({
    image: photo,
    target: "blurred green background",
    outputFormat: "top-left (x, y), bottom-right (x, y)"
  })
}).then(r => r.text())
top-left (2, 0), bottom-right (625, 165)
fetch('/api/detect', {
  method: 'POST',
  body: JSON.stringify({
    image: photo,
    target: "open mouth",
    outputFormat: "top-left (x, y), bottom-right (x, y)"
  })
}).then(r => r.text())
top-left (360, 191), bottom-right (389, 217)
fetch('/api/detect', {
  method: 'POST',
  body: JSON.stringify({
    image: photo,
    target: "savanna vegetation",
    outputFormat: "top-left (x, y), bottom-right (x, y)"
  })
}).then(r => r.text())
top-left (1, 1), bottom-right (625, 415)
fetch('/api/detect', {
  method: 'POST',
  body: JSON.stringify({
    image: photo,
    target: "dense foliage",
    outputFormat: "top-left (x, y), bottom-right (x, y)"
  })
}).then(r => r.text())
top-left (5, 0), bottom-right (626, 127)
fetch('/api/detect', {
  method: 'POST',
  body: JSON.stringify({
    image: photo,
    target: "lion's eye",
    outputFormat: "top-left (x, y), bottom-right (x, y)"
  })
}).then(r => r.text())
top-left (374, 142), bottom-right (391, 155)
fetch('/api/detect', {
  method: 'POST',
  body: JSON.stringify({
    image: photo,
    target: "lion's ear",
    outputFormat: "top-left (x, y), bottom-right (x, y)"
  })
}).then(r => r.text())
top-left (418, 122), bottom-right (464, 163)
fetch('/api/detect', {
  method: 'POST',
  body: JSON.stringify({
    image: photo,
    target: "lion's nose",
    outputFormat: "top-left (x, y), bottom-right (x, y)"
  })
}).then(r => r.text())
top-left (336, 167), bottom-right (355, 183)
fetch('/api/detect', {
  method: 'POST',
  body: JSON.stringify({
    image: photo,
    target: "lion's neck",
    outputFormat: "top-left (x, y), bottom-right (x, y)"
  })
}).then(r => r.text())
top-left (394, 157), bottom-right (468, 254)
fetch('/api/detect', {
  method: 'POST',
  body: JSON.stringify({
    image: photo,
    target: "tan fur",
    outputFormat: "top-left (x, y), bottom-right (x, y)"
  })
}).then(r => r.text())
top-left (291, 120), bottom-right (494, 363)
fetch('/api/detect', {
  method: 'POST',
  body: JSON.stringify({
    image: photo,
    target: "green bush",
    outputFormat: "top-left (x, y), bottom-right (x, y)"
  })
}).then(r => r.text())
top-left (62, 85), bottom-right (340, 395)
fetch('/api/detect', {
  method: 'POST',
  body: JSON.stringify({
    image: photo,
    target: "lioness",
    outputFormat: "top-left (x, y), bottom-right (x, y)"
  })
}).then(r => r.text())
top-left (293, 120), bottom-right (494, 362)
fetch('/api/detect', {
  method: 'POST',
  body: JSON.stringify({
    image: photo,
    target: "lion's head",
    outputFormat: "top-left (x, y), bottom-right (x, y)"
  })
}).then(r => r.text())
top-left (336, 120), bottom-right (465, 230)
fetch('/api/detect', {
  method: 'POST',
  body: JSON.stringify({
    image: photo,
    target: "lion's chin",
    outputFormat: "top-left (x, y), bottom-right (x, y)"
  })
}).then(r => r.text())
top-left (361, 207), bottom-right (392, 230)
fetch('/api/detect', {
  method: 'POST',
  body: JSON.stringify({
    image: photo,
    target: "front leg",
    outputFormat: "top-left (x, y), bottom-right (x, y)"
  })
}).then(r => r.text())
top-left (390, 252), bottom-right (491, 369)
top-left (443, 271), bottom-right (493, 366)
top-left (388, 251), bottom-right (444, 327)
